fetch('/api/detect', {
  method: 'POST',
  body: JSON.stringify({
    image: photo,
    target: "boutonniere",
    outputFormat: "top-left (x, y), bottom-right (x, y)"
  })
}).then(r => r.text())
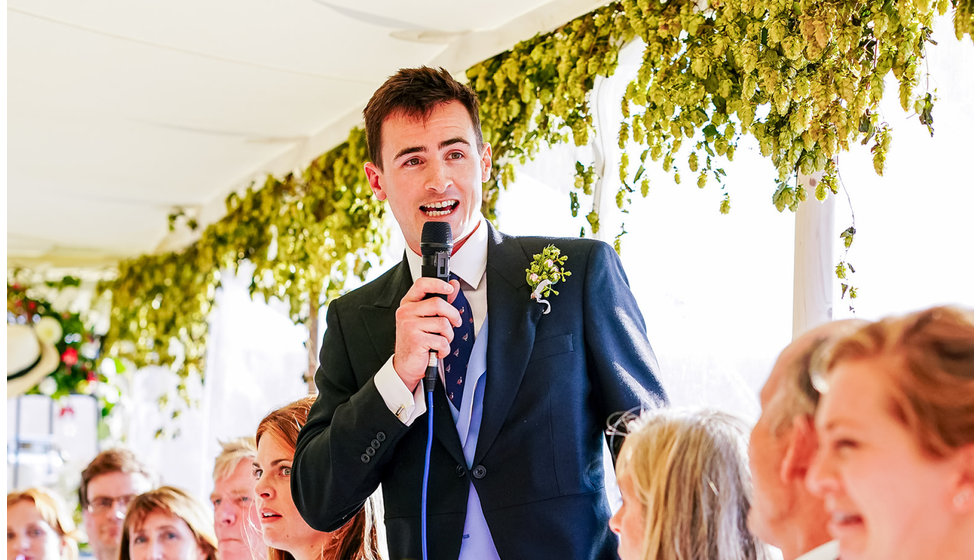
top-left (526, 244), bottom-right (571, 315)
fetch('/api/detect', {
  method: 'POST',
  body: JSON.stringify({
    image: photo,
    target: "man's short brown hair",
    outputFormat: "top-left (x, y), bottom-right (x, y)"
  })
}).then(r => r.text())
top-left (362, 66), bottom-right (483, 168)
top-left (79, 448), bottom-right (155, 507)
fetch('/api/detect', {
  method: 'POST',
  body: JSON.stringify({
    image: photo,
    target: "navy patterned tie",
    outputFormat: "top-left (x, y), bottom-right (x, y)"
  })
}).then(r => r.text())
top-left (444, 274), bottom-right (475, 410)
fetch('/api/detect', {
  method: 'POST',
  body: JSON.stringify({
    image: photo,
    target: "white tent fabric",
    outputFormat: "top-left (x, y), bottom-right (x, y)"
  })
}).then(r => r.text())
top-left (7, 0), bottom-right (610, 267)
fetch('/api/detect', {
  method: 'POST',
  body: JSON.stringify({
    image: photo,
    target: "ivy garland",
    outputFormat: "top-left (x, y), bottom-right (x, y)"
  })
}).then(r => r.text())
top-left (100, 0), bottom-right (971, 403)
top-left (100, 130), bottom-right (386, 403)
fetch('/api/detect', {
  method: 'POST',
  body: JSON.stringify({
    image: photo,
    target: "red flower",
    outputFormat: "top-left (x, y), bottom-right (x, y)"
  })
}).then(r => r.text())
top-left (86, 370), bottom-right (97, 382)
top-left (62, 347), bottom-right (78, 366)
top-left (27, 301), bottom-right (37, 311)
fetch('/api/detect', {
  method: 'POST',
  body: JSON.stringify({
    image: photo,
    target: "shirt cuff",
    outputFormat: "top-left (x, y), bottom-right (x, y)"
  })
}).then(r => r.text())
top-left (373, 356), bottom-right (427, 425)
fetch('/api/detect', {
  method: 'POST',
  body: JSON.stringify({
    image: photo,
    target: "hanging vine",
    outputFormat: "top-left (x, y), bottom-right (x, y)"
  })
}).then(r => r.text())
top-left (100, 129), bottom-right (386, 406)
top-left (470, 0), bottom-right (969, 286)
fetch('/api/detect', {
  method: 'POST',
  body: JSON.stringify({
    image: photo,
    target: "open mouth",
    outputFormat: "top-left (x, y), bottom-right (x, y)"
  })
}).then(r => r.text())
top-left (420, 200), bottom-right (458, 217)
top-left (259, 511), bottom-right (282, 522)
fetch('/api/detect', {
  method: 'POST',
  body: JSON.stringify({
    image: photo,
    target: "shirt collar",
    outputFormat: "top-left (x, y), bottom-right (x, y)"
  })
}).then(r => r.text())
top-left (406, 219), bottom-right (488, 289)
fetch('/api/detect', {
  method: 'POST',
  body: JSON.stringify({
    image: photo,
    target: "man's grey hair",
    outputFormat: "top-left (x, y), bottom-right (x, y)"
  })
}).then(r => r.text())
top-left (212, 437), bottom-right (257, 482)
top-left (769, 320), bottom-right (868, 434)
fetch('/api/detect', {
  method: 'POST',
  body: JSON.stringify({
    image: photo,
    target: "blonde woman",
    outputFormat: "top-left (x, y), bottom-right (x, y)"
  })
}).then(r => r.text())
top-left (806, 305), bottom-right (973, 560)
top-left (7, 487), bottom-right (80, 560)
top-left (609, 409), bottom-right (770, 560)
top-left (119, 486), bottom-right (218, 560)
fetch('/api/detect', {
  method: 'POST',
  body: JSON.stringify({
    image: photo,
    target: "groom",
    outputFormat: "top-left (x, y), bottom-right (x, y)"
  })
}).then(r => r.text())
top-left (292, 66), bottom-right (666, 560)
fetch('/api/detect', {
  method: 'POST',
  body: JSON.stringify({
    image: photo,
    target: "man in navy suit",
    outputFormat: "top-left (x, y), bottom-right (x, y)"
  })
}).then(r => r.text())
top-left (292, 66), bottom-right (666, 560)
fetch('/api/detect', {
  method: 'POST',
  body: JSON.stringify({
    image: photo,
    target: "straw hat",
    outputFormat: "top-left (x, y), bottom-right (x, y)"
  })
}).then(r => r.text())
top-left (7, 323), bottom-right (61, 397)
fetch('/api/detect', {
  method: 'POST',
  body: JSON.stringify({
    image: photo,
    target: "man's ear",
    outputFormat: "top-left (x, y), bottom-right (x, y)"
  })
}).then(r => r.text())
top-left (780, 415), bottom-right (818, 483)
top-left (480, 142), bottom-right (492, 183)
top-left (364, 162), bottom-right (387, 200)
top-left (950, 443), bottom-right (973, 514)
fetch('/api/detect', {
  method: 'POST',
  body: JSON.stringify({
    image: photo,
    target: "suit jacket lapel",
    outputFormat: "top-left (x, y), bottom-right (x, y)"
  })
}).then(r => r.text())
top-left (358, 255), bottom-right (466, 467)
top-left (360, 257), bottom-right (411, 365)
top-left (474, 225), bottom-right (545, 464)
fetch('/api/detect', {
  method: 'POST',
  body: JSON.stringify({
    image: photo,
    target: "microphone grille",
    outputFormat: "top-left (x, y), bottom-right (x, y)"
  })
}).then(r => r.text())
top-left (421, 221), bottom-right (452, 245)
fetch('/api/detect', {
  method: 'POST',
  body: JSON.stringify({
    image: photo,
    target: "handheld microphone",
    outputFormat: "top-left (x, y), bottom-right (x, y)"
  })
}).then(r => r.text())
top-left (420, 222), bottom-right (452, 393)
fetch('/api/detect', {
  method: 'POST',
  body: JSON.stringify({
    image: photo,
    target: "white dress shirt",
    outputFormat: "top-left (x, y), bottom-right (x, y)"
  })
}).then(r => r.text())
top-left (374, 219), bottom-right (489, 424)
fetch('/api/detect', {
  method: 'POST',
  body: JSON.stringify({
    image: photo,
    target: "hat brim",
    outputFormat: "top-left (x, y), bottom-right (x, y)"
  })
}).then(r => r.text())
top-left (7, 340), bottom-right (61, 398)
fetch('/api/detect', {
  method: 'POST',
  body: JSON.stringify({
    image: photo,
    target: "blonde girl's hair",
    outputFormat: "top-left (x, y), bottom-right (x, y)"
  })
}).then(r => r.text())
top-left (616, 409), bottom-right (769, 560)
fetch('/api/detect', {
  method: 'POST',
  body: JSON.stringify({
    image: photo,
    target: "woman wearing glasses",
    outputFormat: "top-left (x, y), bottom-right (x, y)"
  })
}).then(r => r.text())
top-left (7, 487), bottom-right (80, 560)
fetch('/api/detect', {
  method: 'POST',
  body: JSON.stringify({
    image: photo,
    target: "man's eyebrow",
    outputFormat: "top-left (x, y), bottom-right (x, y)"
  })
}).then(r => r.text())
top-left (394, 145), bottom-right (425, 160)
top-left (393, 137), bottom-right (471, 161)
top-left (439, 137), bottom-right (470, 149)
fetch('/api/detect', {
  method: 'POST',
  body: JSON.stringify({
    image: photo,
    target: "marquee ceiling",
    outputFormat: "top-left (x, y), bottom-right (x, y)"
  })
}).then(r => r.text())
top-left (7, 0), bottom-right (608, 271)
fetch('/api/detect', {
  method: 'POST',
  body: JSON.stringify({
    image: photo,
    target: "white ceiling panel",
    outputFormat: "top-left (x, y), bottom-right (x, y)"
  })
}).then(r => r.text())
top-left (7, 0), bottom-right (612, 270)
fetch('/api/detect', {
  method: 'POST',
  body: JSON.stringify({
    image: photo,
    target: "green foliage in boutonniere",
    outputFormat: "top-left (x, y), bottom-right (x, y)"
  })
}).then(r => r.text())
top-left (526, 245), bottom-right (571, 300)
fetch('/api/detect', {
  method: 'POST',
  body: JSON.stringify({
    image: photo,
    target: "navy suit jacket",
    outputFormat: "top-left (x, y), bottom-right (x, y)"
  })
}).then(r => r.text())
top-left (292, 223), bottom-right (666, 560)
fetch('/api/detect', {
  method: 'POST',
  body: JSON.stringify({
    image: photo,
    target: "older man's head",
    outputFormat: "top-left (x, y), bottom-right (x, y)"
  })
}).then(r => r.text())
top-left (747, 320), bottom-right (866, 560)
top-left (211, 437), bottom-right (265, 560)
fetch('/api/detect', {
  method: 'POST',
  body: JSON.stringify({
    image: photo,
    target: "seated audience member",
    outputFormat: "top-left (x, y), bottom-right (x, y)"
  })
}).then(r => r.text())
top-left (609, 409), bottom-right (770, 560)
top-left (119, 486), bottom-right (218, 560)
top-left (748, 319), bottom-right (866, 560)
top-left (807, 305), bottom-right (973, 560)
top-left (7, 487), bottom-right (80, 560)
top-left (211, 437), bottom-right (266, 560)
top-left (79, 448), bottom-right (156, 560)
top-left (254, 396), bottom-right (380, 560)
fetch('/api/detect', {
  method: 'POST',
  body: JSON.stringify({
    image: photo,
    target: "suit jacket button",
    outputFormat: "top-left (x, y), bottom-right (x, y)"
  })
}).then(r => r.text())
top-left (376, 432), bottom-right (386, 442)
top-left (360, 453), bottom-right (371, 464)
top-left (472, 465), bottom-right (486, 479)
top-left (366, 447), bottom-right (376, 457)
top-left (455, 465), bottom-right (466, 478)
top-left (370, 439), bottom-right (381, 449)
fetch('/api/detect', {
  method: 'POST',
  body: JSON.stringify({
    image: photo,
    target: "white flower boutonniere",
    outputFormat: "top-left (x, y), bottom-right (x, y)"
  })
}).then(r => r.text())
top-left (526, 244), bottom-right (571, 315)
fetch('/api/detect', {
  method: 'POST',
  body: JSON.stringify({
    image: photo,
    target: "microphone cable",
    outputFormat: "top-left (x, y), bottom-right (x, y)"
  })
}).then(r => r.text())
top-left (418, 221), bottom-right (452, 560)
top-left (421, 352), bottom-right (439, 560)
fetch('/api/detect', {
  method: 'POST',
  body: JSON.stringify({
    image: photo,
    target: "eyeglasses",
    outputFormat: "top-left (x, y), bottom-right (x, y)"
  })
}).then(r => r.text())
top-left (86, 495), bottom-right (136, 514)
